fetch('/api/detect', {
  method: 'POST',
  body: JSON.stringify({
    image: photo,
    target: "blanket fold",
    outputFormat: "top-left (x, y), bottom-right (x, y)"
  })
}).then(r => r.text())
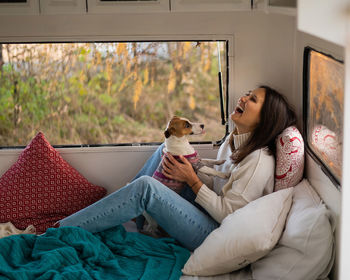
top-left (0, 225), bottom-right (190, 280)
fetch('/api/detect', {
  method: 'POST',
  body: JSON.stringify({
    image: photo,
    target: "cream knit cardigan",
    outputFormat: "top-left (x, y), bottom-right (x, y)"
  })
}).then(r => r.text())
top-left (195, 132), bottom-right (275, 223)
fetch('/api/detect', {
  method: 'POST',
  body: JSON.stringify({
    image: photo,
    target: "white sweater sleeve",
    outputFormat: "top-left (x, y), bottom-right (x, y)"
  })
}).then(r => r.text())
top-left (195, 148), bottom-right (275, 223)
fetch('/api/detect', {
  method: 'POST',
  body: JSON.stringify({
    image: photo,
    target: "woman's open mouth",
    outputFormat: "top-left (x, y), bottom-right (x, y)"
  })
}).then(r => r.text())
top-left (235, 105), bottom-right (244, 114)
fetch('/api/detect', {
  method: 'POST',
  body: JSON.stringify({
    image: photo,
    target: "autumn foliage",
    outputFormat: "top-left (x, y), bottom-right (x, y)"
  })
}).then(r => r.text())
top-left (0, 42), bottom-right (226, 146)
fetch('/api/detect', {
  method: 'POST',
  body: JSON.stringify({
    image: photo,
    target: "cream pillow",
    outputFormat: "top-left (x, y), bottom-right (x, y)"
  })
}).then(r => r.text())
top-left (251, 179), bottom-right (335, 280)
top-left (182, 188), bottom-right (293, 276)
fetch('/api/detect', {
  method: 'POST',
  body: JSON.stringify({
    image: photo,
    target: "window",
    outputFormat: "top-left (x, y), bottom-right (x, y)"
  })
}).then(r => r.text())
top-left (303, 47), bottom-right (344, 186)
top-left (0, 41), bottom-right (228, 146)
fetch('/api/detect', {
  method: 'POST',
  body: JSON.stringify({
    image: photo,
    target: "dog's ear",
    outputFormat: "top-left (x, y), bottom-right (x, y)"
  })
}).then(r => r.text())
top-left (164, 127), bottom-right (175, 138)
top-left (164, 129), bottom-right (171, 138)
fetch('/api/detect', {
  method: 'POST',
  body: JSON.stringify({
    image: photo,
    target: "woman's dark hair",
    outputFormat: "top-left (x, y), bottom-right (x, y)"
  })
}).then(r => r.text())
top-left (231, 85), bottom-right (297, 163)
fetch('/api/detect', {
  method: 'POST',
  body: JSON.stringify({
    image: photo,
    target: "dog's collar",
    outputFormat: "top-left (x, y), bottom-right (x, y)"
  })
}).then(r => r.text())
top-left (162, 151), bottom-right (198, 159)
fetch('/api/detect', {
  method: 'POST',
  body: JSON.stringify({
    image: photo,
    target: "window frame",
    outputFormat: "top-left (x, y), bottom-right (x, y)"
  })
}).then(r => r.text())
top-left (302, 46), bottom-right (344, 189)
top-left (87, 0), bottom-right (169, 14)
top-left (0, 0), bottom-right (39, 15)
top-left (0, 35), bottom-right (233, 149)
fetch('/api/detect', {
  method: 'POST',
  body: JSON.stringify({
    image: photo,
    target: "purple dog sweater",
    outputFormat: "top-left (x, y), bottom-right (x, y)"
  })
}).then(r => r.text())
top-left (152, 152), bottom-right (202, 194)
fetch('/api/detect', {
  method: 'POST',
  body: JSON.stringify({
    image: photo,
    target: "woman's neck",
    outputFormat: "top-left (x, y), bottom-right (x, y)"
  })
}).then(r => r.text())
top-left (232, 132), bottom-right (251, 149)
top-left (230, 132), bottom-right (252, 150)
top-left (235, 127), bottom-right (252, 135)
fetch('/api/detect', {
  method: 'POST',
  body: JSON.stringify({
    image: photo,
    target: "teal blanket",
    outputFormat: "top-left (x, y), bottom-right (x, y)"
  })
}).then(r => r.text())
top-left (0, 226), bottom-right (190, 280)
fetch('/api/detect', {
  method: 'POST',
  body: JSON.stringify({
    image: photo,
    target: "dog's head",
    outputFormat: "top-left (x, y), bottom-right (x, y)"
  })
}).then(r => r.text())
top-left (164, 116), bottom-right (204, 138)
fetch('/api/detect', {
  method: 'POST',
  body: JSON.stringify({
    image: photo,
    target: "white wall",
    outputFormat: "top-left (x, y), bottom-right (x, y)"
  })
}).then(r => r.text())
top-left (0, 144), bottom-right (218, 194)
top-left (298, 0), bottom-right (348, 47)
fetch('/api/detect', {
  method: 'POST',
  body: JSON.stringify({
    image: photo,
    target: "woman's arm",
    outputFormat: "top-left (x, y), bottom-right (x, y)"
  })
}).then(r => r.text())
top-left (162, 147), bottom-right (274, 224)
top-left (195, 149), bottom-right (275, 223)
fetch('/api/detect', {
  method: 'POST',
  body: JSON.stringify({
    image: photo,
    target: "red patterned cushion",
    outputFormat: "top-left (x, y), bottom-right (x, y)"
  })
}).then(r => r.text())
top-left (0, 132), bottom-right (107, 233)
top-left (275, 126), bottom-right (304, 191)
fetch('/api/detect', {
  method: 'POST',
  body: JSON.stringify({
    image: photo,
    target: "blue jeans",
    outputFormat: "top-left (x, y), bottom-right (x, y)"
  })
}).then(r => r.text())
top-left (59, 145), bottom-right (219, 251)
top-left (133, 144), bottom-right (210, 229)
top-left (132, 144), bottom-right (165, 180)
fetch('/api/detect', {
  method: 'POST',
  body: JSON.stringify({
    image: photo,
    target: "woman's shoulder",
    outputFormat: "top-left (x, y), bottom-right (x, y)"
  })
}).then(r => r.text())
top-left (252, 146), bottom-right (273, 156)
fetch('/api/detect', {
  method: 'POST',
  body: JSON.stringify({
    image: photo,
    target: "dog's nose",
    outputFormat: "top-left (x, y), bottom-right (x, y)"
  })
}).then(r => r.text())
top-left (200, 124), bottom-right (204, 129)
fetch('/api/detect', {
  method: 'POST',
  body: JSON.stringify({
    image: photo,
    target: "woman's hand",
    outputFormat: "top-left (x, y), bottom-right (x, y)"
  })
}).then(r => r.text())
top-left (162, 153), bottom-right (203, 194)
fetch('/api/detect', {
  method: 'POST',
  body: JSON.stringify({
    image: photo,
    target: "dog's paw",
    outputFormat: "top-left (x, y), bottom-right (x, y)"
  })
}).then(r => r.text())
top-left (215, 159), bottom-right (226, 165)
top-left (217, 172), bottom-right (231, 179)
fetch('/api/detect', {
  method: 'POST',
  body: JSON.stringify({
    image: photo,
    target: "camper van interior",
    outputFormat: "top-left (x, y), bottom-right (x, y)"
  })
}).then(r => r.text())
top-left (0, 0), bottom-right (349, 279)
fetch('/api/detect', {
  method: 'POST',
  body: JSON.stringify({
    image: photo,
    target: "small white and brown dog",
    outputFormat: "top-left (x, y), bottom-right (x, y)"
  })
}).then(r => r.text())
top-left (152, 116), bottom-right (230, 193)
top-left (141, 116), bottom-right (230, 237)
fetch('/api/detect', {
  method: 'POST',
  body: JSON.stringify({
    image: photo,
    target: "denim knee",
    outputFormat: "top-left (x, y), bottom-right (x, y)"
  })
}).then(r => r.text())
top-left (137, 175), bottom-right (166, 193)
top-left (138, 175), bottom-right (155, 185)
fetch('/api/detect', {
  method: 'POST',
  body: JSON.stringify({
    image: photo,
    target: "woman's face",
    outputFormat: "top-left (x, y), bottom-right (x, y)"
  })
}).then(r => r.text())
top-left (231, 88), bottom-right (266, 134)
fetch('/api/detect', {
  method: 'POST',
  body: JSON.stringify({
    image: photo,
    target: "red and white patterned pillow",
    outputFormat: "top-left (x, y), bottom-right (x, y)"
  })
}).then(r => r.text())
top-left (0, 132), bottom-right (107, 233)
top-left (274, 126), bottom-right (304, 191)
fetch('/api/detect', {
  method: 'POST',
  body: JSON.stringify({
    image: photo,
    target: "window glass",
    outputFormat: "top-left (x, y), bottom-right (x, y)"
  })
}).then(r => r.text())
top-left (0, 41), bottom-right (227, 146)
top-left (304, 47), bottom-right (344, 185)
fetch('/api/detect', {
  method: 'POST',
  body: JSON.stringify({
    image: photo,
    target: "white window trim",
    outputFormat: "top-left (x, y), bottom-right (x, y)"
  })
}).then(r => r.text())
top-left (339, 16), bottom-right (350, 280)
top-left (87, 0), bottom-right (170, 14)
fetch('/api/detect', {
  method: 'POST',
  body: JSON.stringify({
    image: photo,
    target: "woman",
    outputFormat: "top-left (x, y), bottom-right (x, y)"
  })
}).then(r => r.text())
top-left (59, 85), bottom-right (296, 251)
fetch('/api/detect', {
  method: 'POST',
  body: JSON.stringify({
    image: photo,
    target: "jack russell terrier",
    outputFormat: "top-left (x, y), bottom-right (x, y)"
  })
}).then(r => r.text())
top-left (140, 116), bottom-right (230, 237)
top-left (152, 116), bottom-right (231, 193)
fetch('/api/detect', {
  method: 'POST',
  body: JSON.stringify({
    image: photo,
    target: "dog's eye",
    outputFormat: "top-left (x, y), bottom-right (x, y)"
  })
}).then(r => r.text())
top-left (185, 123), bottom-right (191, 128)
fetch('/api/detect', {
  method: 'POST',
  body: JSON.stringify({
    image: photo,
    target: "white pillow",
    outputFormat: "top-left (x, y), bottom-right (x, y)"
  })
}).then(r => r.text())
top-left (182, 188), bottom-right (293, 276)
top-left (251, 179), bottom-right (335, 280)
